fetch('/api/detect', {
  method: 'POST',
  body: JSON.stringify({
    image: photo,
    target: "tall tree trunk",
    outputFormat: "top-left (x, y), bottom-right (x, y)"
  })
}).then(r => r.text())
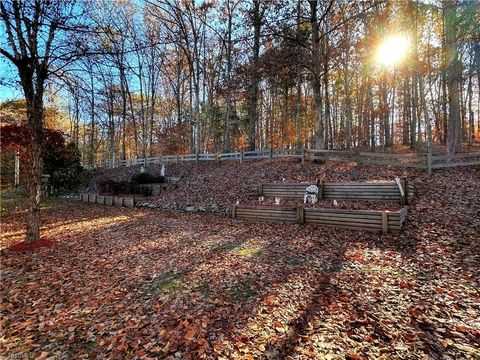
top-left (126, 80), bottom-right (139, 157)
top-left (412, 0), bottom-right (422, 149)
top-left (410, 74), bottom-right (418, 148)
top-left (367, 82), bottom-right (375, 149)
top-left (149, 71), bottom-right (156, 157)
top-left (467, 49), bottom-right (474, 146)
top-left (25, 92), bottom-right (44, 243)
top-left (402, 76), bottom-right (411, 145)
top-left (119, 60), bottom-right (128, 160)
top-left (89, 73), bottom-right (95, 166)
top-left (283, 83), bottom-right (289, 147)
top-left (444, 1), bottom-right (461, 154)
top-left (223, 1), bottom-right (234, 152)
top-left (247, 0), bottom-right (262, 151)
top-left (323, 35), bottom-right (332, 149)
top-left (343, 60), bottom-right (353, 150)
top-left (295, 0), bottom-right (303, 148)
top-left (310, 0), bottom-right (324, 149)
top-left (138, 61), bottom-right (147, 159)
top-left (295, 77), bottom-right (302, 148)
top-left (419, 74), bottom-right (432, 151)
top-left (380, 71), bottom-right (390, 147)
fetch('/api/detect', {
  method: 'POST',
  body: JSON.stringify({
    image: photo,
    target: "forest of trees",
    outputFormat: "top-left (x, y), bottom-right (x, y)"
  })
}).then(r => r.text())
top-left (2, 0), bottom-right (480, 167)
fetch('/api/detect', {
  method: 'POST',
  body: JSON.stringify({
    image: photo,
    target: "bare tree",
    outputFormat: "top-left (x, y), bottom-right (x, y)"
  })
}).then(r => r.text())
top-left (0, 0), bottom-right (85, 243)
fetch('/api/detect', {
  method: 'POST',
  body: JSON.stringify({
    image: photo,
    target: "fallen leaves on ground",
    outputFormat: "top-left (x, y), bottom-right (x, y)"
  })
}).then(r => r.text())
top-left (90, 159), bottom-right (424, 213)
top-left (1, 165), bottom-right (479, 359)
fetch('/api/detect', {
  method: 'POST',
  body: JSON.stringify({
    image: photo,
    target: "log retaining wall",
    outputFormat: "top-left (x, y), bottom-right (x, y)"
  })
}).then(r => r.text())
top-left (233, 204), bottom-right (408, 233)
top-left (259, 180), bottom-right (413, 204)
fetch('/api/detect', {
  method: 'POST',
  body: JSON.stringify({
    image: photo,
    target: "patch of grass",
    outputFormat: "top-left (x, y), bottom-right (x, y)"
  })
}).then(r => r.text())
top-left (223, 278), bottom-right (258, 301)
top-left (84, 340), bottom-right (97, 352)
top-left (195, 284), bottom-right (211, 297)
top-left (234, 247), bottom-right (261, 257)
top-left (39, 198), bottom-right (70, 211)
top-left (0, 188), bottom-right (27, 212)
top-left (142, 272), bottom-right (185, 297)
top-left (212, 239), bottom-right (243, 251)
top-left (0, 190), bottom-right (66, 213)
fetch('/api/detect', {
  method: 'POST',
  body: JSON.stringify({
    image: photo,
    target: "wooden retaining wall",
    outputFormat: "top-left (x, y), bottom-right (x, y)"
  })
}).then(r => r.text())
top-left (79, 193), bottom-right (135, 208)
top-left (141, 183), bottom-right (162, 195)
top-left (233, 205), bottom-right (408, 233)
top-left (259, 180), bottom-right (413, 204)
top-left (233, 205), bottom-right (298, 223)
top-left (304, 207), bottom-right (408, 233)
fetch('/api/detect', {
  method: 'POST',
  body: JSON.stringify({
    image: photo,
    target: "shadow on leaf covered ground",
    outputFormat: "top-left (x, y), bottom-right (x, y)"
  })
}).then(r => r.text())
top-left (1, 168), bottom-right (479, 359)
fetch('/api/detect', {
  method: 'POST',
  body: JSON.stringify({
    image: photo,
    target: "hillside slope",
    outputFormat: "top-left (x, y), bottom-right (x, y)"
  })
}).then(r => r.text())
top-left (89, 159), bottom-right (426, 212)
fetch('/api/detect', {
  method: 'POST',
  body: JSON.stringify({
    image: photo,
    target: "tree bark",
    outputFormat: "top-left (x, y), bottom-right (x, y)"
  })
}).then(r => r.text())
top-left (25, 93), bottom-right (44, 243)
top-left (247, 0), bottom-right (262, 151)
top-left (310, 0), bottom-right (325, 149)
top-left (444, 1), bottom-right (461, 154)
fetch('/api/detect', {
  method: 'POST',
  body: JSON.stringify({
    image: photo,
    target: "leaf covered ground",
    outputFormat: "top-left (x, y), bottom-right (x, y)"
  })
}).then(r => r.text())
top-left (1, 164), bottom-right (479, 359)
top-left (90, 159), bottom-right (425, 213)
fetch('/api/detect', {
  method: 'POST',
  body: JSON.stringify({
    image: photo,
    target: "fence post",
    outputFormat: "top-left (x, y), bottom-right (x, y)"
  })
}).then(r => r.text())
top-left (426, 152), bottom-right (432, 176)
top-left (195, 153), bottom-right (199, 163)
top-left (425, 152), bottom-right (432, 176)
top-left (296, 206), bottom-right (305, 224)
top-left (269, 148), bottom-right (273, 162)
top-left (175, 154), bottom-right (179, 163)
top-left (232, 204), bottom-right (237, 218)
top-left (257, 184), bottom-right (263, 196)
top-left (319, 180), bottom-right (324, 200)
top-left (240, 150), bottom-right (244, 164)
top-left (405, 177), bottom-right (411, 205)
top-left (401, 177), bottom-right (408, 205)
top-left (381, 211), bottom-right (389, 234)
top-left (14, 151), bottom-right (19, 187)
top-left (301, 148), bottom-right (305, 163)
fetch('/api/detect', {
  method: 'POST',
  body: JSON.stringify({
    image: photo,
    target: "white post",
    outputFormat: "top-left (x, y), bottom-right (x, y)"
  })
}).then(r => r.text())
top-left (14, 151), bottom-right (20, 187)
top-left (394, 176), bottom-right (405, 197)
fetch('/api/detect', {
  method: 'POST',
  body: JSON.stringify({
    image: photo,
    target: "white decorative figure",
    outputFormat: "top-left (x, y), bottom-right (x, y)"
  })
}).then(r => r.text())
top-left (259, 196), bottom-right (264, 202)
top-left (333, 199), bottom-right (338, 207)
top-left (275, 197), bottom-right (281, 205)
top-left (236, 199), bottom-right (240, 205)
top-left (160, 164), bottom-right (165, 177)
top-left (140, 165), bottom-right (145, 173)
top-left (304, 185), bottom-right (319, 204)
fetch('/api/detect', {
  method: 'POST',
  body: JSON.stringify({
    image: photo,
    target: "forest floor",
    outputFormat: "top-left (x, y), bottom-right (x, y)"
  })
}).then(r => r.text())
top-left (1, 165), bottom-right (479, 359)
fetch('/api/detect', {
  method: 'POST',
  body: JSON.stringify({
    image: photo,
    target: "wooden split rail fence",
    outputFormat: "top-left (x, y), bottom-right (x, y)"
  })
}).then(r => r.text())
top-left (86, 149), bottom-right (480, 175)
top-left (232, 205), bottom-right (408, 234)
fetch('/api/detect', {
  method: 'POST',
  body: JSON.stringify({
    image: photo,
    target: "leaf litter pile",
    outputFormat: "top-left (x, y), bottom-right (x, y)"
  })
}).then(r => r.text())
top-left (1, 164), bottom-right (479, 359)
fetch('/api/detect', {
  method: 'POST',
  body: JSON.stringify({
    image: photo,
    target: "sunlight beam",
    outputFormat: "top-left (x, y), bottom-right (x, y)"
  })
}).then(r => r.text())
top-left (376, 35), bottom-right (409, 66)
